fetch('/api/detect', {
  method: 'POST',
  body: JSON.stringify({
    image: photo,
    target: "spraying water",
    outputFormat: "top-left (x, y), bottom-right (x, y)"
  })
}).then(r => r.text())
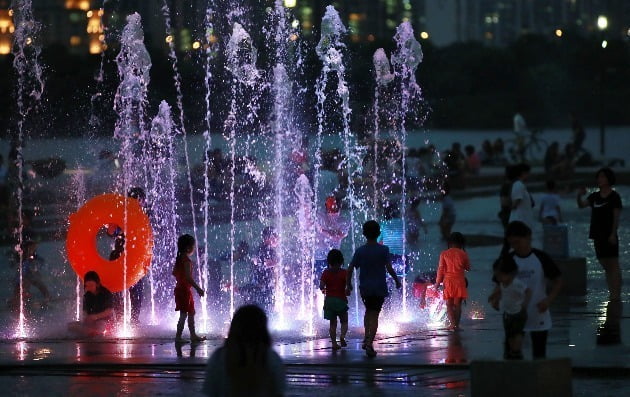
top-left (10, 0), bottom-right (45, 338)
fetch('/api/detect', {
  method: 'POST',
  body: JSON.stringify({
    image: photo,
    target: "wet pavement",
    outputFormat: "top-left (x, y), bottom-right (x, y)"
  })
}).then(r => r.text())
top-left (1, 296), bottom-right (629, 396)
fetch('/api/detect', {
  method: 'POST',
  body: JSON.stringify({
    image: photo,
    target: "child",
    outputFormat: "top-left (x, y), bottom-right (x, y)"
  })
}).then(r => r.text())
top-left (539, 180), bottom-right (562, 225)
top-left (253, 227), bottom-right (279, 309)
top-left (492, 255), bottom-right (531, 359)
top-left (346, 220), bottom-right (402, 358)
top-left (173, 234), bottom-right (206, 342)
top-left (319, 249), bottom-right (349, 351)
top-left (489, 221), bottom-right (563, 359)
top-left (202, 305), bottom-right (285, 396)
top-left (435, 232), bottom-right (470, 330)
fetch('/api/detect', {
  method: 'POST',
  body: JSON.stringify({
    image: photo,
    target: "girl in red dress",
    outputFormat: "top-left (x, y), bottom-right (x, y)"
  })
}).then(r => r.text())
top-left (435, 232), bottom-right (470, 330)
top-left (173, 234), bottom-right (206, 342)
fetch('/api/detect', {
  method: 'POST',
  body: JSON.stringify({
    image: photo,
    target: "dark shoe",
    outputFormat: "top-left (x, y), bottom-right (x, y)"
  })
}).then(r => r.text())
top-left (339, 338), bottom-right (347, 347)
top-left (365, 345), bottom-right (377, 358)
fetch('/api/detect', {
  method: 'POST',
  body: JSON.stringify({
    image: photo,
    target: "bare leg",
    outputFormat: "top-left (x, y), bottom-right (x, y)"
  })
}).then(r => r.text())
top-left (176, 311), bottom-right (187, 340)
top-left (329, 317), bottom-right (339, 349)
top-left (600, 257), bottom-right (622, 301)
top-left (452, 298), bottom-right (463, 329)
top-left (445, 298), bottom-right (455, 328)
top-left (339, 312), bottom-right (348, 346)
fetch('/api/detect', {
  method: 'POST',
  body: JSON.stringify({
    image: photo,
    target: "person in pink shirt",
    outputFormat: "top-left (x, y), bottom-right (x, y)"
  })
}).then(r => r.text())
top-left (435, 232), bottom-right (471, 330)
top-left (319, 249), bottom-right (349, 351)
top-left (465, 145), bottom-right (481, 175)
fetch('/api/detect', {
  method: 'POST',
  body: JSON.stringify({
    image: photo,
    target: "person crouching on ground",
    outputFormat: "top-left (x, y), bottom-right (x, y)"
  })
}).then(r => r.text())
top-left (319, 249), bottom-right (349, 351)
top-left (68, 270), bottom-right (114, 337)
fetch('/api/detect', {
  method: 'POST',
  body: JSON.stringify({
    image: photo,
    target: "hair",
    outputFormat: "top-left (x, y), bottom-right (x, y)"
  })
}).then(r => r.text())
top-left (596, 167), bottom-right (616, 186)
top-left (505, 221), bottom-right (532, 238)
top-left (225, 305), bottom-right (273, 394)
top-left (546, 180), bottom-right (556, 191)
top-left (495, 255), bottom-right (518, 275)
top-left (327, 249), bottom-right (344, 266)
top-left (177, 234), bottom-right (195, 256)
top-left (448, 232), bottom-right (466, 249)
top-left (362, 220), bottom-right (381, 239)
top-left (505, 164), bottom-right (518, 181)
top-left (464, 145), bottom-right (475, 155)
top-left (515, 162), bottom-right (531, 177)
top-left (84, 270), bottom-right (101, 284)
top-left (127, 186), bottom-right (146, 201)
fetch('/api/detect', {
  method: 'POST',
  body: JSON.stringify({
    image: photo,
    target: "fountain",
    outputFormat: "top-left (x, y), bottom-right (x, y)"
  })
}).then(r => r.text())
top-left (2, 3), bottom-right (443, 341)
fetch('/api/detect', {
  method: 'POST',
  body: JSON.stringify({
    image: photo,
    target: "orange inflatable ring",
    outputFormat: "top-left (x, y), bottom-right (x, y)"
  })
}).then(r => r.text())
top-left (66, 193), bottom-right (154, 293)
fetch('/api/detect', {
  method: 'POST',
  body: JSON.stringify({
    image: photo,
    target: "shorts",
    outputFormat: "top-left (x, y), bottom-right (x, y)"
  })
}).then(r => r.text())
top-left (443, 277), bottom-right (468, 300)
top-left (361, 295), bottom-right (385, 312)
top-left (594, 239), bottom-right (619, 259)
top-left (503, 308), bottom-right (527, 338)
top-left (323, 296), bottom-right (348, 320)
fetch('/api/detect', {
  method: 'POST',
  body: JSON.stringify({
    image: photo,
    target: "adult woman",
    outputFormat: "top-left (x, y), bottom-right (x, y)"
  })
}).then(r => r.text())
top-left (577, 167), bottom-right (622, 301)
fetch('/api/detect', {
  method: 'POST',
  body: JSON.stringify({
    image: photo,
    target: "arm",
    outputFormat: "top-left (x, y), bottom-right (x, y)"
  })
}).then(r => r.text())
top-left (576, 187), bottom-right (589, 208)
top-left (385, 261), bottom-right (402, 289)
top-left (435, 254), bottom-right (445, 285)
top-left (609, 208), bottom-right (620, 243)
top-left (537, 276), bottom-right (562, 313)
top-left (319, 272), bottom-right (327, 293)
top-left (488, 285), bottom-right (501, 311)
top-left (345, 264), bottom-right (354, 296)
top-left (185, 260), bottom-right (205, 297)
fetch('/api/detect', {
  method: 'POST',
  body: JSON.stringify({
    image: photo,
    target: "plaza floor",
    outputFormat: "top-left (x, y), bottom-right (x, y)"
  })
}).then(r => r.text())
top-left (1, 294), bottom-right (629, 397)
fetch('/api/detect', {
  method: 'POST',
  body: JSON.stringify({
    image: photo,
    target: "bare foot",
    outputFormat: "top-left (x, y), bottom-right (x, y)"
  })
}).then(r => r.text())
top-left (191, 335), bottom-right (207, 343)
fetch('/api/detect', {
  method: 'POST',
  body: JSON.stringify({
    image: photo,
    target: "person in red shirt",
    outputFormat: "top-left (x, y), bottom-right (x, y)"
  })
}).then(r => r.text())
top-left (319, 249), bottom-right (349, 351)
top-left (435, 232), bottom-right (471, 330)
top-left (173, 234), bottom-right (206, 342)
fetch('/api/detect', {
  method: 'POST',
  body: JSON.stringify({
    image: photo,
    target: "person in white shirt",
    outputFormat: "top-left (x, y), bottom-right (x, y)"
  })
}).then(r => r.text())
top-left (539, 180), bottom-right (562, 225)
top-left (509, 163), bottom-right (535, 230)
top-left (492, 255), bottom-right (531, 359)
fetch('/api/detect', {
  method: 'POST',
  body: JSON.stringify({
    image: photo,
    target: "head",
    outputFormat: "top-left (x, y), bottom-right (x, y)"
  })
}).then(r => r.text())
top-left (262, 226), bottom-right (278, 247)
top-left (494, 255), bottom-right (518, 285)
top-left (505, 221), bottom-right (532, 256)
top-left (327, 249), bottom-right (344, 269)
top-left (515, 163), bottom-right (530, 180)
top-left (464, 145), bottom-right (475, 156)
top-left (595, 167), bottom-right (615, 188)
top-left (84, 270), bottom-right (101, 294)
top-left (177, 234), bottom-right (195, 255)
top-left (362, 220), bottom-right (381, 240)
top-left (127, 187), bottom-right (146, 203)
top-left (227, 304), bottom-right (271, 348)
top-left (325, 196), bottom-right (339, 214)
top-left (447, 232), bottom-right (465, 249)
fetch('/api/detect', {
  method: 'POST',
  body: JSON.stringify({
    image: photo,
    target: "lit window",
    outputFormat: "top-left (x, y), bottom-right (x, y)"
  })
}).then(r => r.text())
top-left (284, 0), bottom-right (296, 8)
top-left (192, 41), bottom-right (201, 49)
top-left (165, 35), bottom-right (173, 43)
top-left (420, 31), bottom-right (429, 40)
top-left (555, 29), bottom-right (562, 37)
top-left (70, 35), bottom-right (81, 46)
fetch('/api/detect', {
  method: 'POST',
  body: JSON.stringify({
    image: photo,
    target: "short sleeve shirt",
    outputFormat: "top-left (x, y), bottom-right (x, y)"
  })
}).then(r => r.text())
top-left (588, 190), bottom-right (622, 240)
top-left (512, 249), bottom-right (561, 331)
top-left (350, 243), bottom-right (390, 297)
top-left (540, 193), bottom-right (561, 220)
top-left (321, 268), bottom-right (348, 301)
top-left (509, 180), bottom-right (534, 229)
top-left (500, 278), bottom-right (528, 315)
top-left (84, 287), bottom-right (113, 315)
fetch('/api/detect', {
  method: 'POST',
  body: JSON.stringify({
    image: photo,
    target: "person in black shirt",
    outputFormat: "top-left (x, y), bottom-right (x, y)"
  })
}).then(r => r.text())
top-left (577, 167), bottom-right (623, 301)
top-left (69, 271), bottom-right (114, 337)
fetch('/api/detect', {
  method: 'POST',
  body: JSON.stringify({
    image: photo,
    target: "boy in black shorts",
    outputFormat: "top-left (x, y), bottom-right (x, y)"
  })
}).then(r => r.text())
top-left (346, 220), bottom-right (401, 357)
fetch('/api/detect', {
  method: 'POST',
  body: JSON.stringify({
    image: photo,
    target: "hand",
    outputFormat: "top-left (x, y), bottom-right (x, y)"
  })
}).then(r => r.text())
top-left (197, 287), bottom-right (205, 297)
top-left (536, 298), bottom-right (549, 313)
top-left (608, 234), bottom-right (618, 245)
